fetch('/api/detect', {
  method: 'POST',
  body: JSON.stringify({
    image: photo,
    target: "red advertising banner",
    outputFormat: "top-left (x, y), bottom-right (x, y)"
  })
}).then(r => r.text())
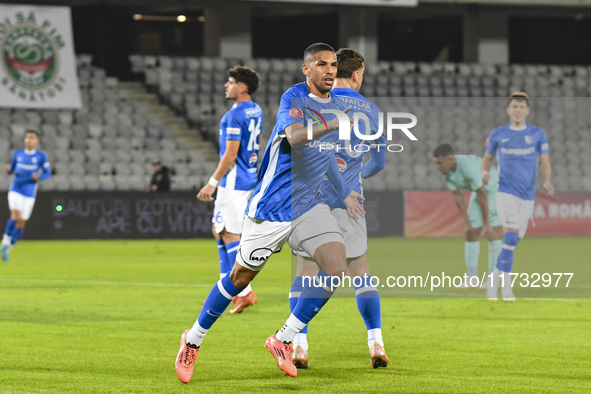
top-left (405, 191), bottom-right (591, 237)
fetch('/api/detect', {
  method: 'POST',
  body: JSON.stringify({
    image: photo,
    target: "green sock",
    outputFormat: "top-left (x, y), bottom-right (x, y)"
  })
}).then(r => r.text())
top-left (488, 240), bottom-right (502, 274)
top-left (464, 241), bottom-right (480, 278)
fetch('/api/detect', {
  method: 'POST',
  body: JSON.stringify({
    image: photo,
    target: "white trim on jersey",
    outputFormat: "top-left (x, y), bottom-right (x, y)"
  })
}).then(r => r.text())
top-left (247, 133), bottom-right (282, 217)
top-left (226, 163), bottom-right (237, 189)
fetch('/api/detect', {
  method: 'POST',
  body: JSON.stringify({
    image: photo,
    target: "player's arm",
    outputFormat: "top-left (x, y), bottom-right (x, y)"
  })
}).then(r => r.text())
top-left (284, 106), bottom-right (353, 148)
top-left (197, 140), bottom-right (240, 202)
top-left (481, 152), bottom-right (494, 185)
top-left (360, 143), bottom-right (386, 179)
top-left (474, 186), bottom-right (497, 241)
top-left (539, 153), bottom-right (554, 197)
top-left (326, 156), bottom-right (365, 219)
top-left (36, 156), bottom-right (51, 181)
top-left (5, 155), bottom-right (15, 174)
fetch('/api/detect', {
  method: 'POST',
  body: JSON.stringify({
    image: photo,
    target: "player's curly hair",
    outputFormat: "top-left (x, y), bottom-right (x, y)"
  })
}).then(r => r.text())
top-left (508, 92), bottom-right (529, 107)
top-left (228, 66), bottom-right (260, 95)
top-left (336, 48), bottom-right (364, 79)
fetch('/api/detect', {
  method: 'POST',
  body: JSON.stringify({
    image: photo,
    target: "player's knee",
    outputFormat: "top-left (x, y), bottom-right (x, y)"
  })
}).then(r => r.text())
top-left (211, 226), bottom-right (219, 239)
top-left (16, 220), bottom-right (26, 230)
top-left (466, 228), bottom-right (480, 242)
top-left (11, 212), bottom-right (20, 221)
top-left (229, 264), bottom-right (257, 290)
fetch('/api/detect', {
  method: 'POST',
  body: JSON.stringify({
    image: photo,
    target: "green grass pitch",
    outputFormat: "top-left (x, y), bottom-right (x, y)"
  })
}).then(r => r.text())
top-left (0, 238), bottom-right (589, 393)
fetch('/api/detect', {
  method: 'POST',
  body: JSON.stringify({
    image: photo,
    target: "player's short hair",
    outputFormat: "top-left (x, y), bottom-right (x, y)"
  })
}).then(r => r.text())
top-left (433, 143), bottom-right (454, 158)
top-left (228, 66), bottom-right (260, 95)
top-left (508, 92), bottom-right (529, 107)
top-left (336, 48), bottom-right (364, 79)
top-left (303, 43), bottom-right (335, 63)
top-left (24, 129), bottom-right (40, 139)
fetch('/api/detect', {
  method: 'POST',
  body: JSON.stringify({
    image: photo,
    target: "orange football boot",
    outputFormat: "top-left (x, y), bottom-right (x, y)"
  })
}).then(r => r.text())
top-left (175, 330), bottom-right (199, 383)
top-left (264, 333), bottom-right (297, 377)
top-left (227, 291), bottom-right (257, 314)
top-left (369, 343), bottom-right (389, 369)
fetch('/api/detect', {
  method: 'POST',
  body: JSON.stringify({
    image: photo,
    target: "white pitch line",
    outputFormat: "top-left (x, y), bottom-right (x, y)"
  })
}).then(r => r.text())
top-left (0, 278), bottom-right (211, 288)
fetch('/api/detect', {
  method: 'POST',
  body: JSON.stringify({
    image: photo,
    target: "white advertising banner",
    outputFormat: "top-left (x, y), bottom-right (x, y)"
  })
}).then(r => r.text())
top-left (0, 4), bottom-right (81, 108)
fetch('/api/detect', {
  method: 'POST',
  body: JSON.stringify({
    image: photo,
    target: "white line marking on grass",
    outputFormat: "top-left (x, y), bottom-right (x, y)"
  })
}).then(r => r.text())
top-left (0, 278), bottom-right (211, 288)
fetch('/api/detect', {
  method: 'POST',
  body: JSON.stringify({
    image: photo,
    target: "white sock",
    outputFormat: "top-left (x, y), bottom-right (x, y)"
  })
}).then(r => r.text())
top-left (2, 234), bottom-right (11, 246)
top-left (293, 333), bottom-right (308, 350)
top-left (186, 321), bottom-right (208, 348)
top-left (368, 328), bottom-right (383, 347)
top-left (275, 314), bottom-right (305, 343)
top-left (237, 283), bottom-right (252, 298)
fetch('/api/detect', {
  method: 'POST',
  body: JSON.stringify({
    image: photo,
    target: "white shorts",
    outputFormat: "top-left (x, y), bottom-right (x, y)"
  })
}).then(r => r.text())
top-left (236, 203), bottom-right (344, 271)
top-left (212, 187), bottom-right (253, 234)
top-left (295, 208), bottom-right (367, 259)
top-left (8, 191), bottom-right (36, 221)
top-left (496, 191), bottom-right (535, 238)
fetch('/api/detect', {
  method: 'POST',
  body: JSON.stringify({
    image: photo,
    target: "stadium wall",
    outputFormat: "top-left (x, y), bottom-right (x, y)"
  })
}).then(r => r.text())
top-left (405, 191), bottom-right (591, 237)
top-left (2, 191), bottom-right (404, 240)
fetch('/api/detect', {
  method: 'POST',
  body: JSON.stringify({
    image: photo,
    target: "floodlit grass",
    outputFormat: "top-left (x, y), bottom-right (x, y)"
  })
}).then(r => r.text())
top-left (0, 238), bottom-right (589, 393)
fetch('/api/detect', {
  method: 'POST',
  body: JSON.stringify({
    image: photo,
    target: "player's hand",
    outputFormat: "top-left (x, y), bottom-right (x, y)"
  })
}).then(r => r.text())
top-left (344, 191), bottom-right (365, 219)
top-left (543, 181), bottom-right (554, 197)
top-left (464, 223), bottom-right (474, 239)
top-left (4, 164), bottom-right (10, 173)
top-left (31, 172), bottom-right (39, 181)
top-left (482, 171), bottom-right (491, 185)
top-left (482, 223), bottom-right (498, 241)
top-left (197, 184), bottom-right (216, 202)
top-left (327, 106), bottom-right (353, 131)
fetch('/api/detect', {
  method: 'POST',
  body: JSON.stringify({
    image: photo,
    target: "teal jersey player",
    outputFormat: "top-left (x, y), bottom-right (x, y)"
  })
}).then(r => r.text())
top-left (433, 145), bottom-right (503, 289)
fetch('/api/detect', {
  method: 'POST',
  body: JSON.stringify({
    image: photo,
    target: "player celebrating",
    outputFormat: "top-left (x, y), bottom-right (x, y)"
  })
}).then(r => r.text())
top-left (197, 66), bottom-right (262, 314)
top-left (289, 48), bottom-right (389, 369)
top-left (432, 144), bottom-right (502, 289)
top-left (482, 92), bottom-right (553, 301)
top-left (2, 130), bottom-right (51, 261)
top-left (175, 43), bottom-right (364, 382)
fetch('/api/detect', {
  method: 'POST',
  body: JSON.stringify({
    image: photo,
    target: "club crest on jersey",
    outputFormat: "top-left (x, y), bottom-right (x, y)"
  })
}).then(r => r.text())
top-left (289, 108), bottom-right (303, 118)
top-left (525, 135), bottom-right (533, 144)
top-left (336, 157), bottom-right (347, 173)
top-left (32, 157), bottom-right (37, 163)
top-left (249, 153), bottom-right (258, 166)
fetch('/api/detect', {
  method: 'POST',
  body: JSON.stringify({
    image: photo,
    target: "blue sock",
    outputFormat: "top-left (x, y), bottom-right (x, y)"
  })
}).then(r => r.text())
top-left (355, 275), bottom-right (381, 331)
top-left (217, 239), bottom-right (231, 277)
top-left (225, 241), bottom-right (240, 272)
top-left (292, 270), bottom-right (335, 325)
top-left (4, 219), bottom-right (16, 236)
top-left (289, 276), bottom-right (308, 335)
top-left (496, 232), bottom-right (519, 272)
top-left (10, 227), bottom-right (24, 245)
top-left (197, 275), bottom-right (240, 330)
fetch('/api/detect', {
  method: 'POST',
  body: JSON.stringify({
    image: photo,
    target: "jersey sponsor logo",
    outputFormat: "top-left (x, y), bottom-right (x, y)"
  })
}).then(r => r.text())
top-left (337, 96), bottom-right (371, 112)
top-left (525, 135), bottom-right (533, 144)
top-left (485, 138), bottom-right (490, 147)
top-left (501, 147), bottom-right (536, 155)
top-left (249, 153), bottom-right (258, 167)
top-left (304, 107), bottom-right (328, 130)
top-left (227, 127), bottom-right (240, 135)
top-left (502, 138), bottom-right (510, 143)
top-left (336, 157), bottom-right (347, 173)
top-left (250, 247), bottom-right (274, 263)
top-left (542, 143), bottom-right (549, 150)
top-left (289, 107), bottom-right (303, 118)
top-left (16, 163), bottom-right (38, 170)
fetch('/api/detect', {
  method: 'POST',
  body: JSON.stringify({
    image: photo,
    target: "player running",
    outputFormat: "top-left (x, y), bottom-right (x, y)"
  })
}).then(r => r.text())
top-left (175, 43), bottom-right (364, 382)
top-left (482, 92), bottom-right (554, 301)
top-left (2, 130), bottom-right (51, 261)
top-left (289, 48), bottom-right (389, 369)
top-left (432, 143), bottom-right (502, 289)
top-left (197, 66), bottom-right (262, 314)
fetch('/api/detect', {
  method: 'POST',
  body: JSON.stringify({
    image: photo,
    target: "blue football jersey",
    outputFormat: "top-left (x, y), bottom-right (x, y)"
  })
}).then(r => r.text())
top-left (8, 149), bottom-right (51, 198)
top-left (246, 82), bottom-right (350, 221)
top-left (218, 101), bottom-right (263, 191)
top-left (485, 124), bottom-right (549, 200)
top-left (323, 88), bottom-right (386, 209)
